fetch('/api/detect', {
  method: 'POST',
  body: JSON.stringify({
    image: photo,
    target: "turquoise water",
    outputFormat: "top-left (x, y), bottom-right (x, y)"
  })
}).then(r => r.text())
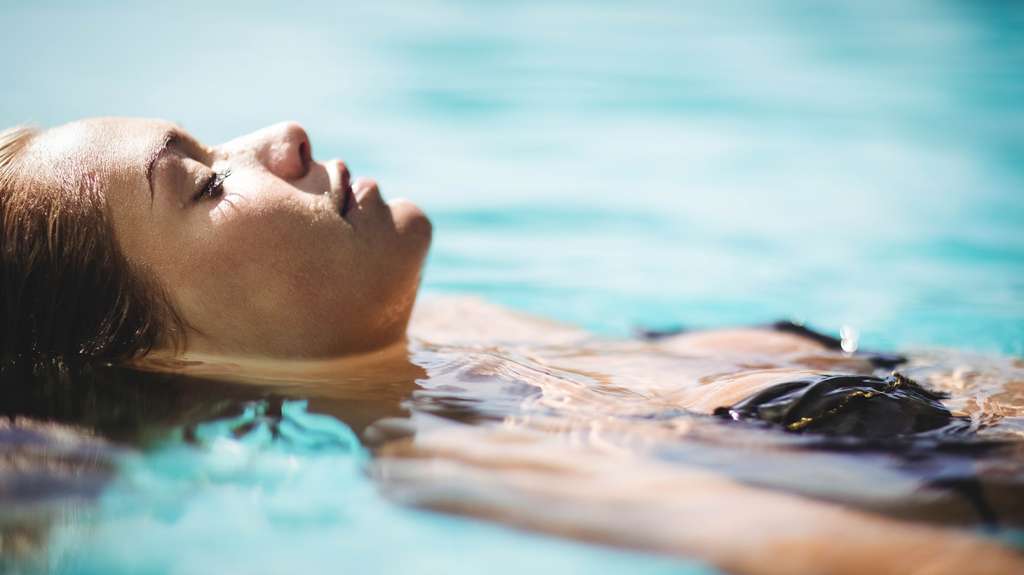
top-left (2, 0), bottom-right (1022, 572)
top-left (37, 401), bottom-right (702, 574)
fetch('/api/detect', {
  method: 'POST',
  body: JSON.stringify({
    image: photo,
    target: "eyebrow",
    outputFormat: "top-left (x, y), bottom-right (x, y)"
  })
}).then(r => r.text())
top-left (144, 128), bottom-right (206, 203)
top-left (145, 129), bottom-right (179, 203)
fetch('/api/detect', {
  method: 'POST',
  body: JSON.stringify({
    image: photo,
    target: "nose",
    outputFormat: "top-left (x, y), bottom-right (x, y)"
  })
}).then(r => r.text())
top-left (227, 121), bottom-right (312, 181)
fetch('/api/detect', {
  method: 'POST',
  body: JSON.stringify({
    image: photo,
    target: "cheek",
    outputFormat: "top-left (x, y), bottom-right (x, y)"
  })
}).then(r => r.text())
top-left (152, 188), bottom-right (428, 356)
top-left (175, 196), bottom-right (359, 339)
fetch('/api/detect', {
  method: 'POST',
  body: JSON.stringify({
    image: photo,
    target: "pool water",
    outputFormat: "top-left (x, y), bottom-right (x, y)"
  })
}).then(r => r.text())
top-left (34, 401), bottom-right (704, 575)
top-left (2, 0), bottom-right (1023, 573)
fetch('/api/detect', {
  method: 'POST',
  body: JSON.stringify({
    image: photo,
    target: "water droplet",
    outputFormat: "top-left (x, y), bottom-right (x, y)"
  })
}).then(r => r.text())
top-left (840, 325), bottom-right (859, 354)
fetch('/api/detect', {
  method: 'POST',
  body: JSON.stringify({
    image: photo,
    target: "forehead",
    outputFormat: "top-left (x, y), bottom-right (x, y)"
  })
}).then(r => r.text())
top-left (32, 117), bottom-right (182, 176)
top-left (23, 118), bottom-right (185, 221)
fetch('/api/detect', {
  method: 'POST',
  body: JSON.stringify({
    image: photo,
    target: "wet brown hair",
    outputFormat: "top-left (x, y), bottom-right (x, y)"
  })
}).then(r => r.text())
top-left (0, 125), bottom-right (181, 367)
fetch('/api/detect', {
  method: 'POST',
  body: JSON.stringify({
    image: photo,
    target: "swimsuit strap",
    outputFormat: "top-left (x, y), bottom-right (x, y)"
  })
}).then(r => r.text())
top-left (770, 320), bottom-right (906, 369)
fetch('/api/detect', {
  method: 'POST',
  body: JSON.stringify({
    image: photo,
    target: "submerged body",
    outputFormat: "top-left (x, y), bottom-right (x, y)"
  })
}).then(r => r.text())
top-left (394, 299), bottom-right (1024, 574)
top-left (68, 296), bottom-right (1013, 575)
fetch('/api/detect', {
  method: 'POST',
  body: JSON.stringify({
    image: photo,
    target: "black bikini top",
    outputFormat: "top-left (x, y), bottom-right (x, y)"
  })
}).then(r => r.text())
top-left (713, 372), bottom-right (958, 439)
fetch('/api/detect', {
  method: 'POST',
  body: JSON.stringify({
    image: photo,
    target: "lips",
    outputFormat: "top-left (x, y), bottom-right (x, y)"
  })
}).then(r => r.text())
top-left (340, 179), bottom-right (354, 217)
top-left (334, 160), bottom-right (355, 218)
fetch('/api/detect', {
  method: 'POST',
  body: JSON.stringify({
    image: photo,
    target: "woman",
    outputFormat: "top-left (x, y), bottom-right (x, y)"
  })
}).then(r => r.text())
top-left (1, 118), bottom-right (431, 363)
top-left (0, 117), bottom-right (908, 371)
top-left (0, 117), bottom-right (898, 367)
top-left (2, 119), bottom-right (1022, 574)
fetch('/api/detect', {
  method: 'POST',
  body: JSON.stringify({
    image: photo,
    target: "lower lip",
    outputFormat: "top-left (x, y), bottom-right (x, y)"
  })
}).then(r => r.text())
top-left (353, 178), bottom-right (383, 207)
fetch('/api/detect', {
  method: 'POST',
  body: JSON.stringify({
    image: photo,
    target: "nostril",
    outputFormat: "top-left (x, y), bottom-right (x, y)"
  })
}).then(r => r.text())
top-left (271, 122), bottom-right (312, 179)
top-left (298, 140), bottom-right (311, 172)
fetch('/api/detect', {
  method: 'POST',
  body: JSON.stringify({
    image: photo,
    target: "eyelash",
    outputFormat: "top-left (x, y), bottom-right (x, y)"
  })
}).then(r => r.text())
top-left (195, 168), bottom-right (232, 202)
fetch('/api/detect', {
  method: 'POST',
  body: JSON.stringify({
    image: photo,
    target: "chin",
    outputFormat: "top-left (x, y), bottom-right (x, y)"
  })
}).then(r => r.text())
top-left (389, 198), bottom-right (433, 248)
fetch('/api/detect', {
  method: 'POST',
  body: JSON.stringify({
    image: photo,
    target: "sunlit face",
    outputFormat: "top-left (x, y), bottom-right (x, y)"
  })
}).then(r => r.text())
top-left (29, 118), bottom-right (432, 358)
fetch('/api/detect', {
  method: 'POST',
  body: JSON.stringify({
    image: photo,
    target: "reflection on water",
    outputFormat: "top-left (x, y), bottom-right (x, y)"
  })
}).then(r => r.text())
top-left (0, 352), bottom-right (712, 574)
top-left (3, 298), bottom-right (1023, 573)
top-left (399, 308), bottom-right (1024, 526)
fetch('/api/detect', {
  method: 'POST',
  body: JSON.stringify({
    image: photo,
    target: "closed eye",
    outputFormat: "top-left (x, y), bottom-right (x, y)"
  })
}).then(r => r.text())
top-left (194, 168), bottom-right (232, 202)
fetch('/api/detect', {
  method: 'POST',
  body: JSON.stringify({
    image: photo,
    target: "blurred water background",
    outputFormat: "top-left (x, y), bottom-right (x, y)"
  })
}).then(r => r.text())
top-left (1, 0), bottom-right (1022, 572)
top-left (4, 0), bottom-right (1022, 354)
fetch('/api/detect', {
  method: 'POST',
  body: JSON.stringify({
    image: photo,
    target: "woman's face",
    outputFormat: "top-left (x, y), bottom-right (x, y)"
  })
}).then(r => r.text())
top-left (29, 118), bottom-right (432, 358)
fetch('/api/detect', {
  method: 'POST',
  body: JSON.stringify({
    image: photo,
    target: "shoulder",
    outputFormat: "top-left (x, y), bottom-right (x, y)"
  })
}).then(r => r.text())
top-left (408, 295), bottom-right (590, 347)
